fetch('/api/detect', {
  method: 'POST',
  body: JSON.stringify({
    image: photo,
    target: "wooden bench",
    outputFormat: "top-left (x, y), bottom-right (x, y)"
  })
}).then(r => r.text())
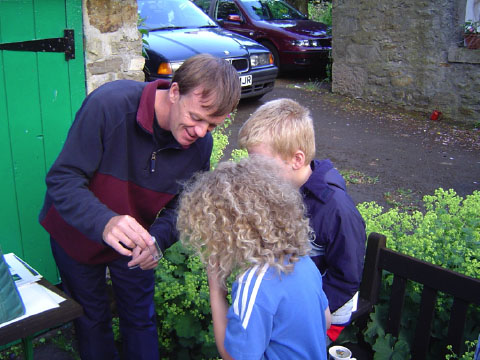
top-left (350, 232), bottom-right (480, 359)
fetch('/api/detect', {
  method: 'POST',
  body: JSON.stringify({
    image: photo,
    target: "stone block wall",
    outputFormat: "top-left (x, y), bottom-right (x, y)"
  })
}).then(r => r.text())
top-left (83, 0), bottom-right (145, 93)
top-left (332, 0), bottom-right (480, 124)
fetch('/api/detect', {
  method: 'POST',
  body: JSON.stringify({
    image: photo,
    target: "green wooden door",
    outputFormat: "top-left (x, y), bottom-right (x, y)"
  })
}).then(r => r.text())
top-left (0, 0), bottom-right (86, 283)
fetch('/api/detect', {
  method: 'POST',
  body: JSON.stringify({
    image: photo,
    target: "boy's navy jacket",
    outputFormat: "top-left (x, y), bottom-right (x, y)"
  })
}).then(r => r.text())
top-left (39, 79), bottom-right (213, 264)
top-left (301, 159), bottom-right (366, 313)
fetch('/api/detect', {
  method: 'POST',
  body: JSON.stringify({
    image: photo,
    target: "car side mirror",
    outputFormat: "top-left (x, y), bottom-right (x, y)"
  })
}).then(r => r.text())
top-left (227, 14), bottom-right (242, 22)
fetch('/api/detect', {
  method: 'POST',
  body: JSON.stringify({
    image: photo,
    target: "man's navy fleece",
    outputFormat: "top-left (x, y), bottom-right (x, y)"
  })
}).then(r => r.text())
top-left (39, 79), bottom-right (212, 264)
top-left (301, 159), bottom-right (366, 313)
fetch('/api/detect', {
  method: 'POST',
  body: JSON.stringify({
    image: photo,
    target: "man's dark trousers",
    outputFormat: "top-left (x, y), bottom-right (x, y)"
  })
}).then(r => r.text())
top-left (51, 240), bottom-right (159, 359)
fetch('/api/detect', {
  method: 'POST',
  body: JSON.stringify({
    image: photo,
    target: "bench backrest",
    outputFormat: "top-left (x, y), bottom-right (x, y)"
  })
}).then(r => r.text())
top-left (354, 232), bottom-right (480, 359)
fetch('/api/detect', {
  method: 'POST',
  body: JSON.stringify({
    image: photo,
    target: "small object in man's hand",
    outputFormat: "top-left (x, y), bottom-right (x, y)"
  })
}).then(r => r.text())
top-left (128, 236), bottom-right (163, 269)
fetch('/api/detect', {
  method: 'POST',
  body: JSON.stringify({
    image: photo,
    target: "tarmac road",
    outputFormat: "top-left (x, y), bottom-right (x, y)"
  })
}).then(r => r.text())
top-left (226, 73), bottom-right (480, 210)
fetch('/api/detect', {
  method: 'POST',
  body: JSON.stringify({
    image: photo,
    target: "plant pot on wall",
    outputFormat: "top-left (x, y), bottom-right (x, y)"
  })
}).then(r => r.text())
top-left (464, 34), bottom-right (480, 49)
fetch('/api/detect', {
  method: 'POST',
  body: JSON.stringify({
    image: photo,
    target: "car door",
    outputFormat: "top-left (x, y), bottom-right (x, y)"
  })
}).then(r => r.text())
top-left (213, 0), bottom-right (256, 39)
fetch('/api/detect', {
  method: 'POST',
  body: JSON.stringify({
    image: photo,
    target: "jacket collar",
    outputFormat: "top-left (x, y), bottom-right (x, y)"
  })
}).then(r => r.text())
top-left (301, 159), bottom-right (335, 203)
top-left (136, 79), bottom-right (171, 134)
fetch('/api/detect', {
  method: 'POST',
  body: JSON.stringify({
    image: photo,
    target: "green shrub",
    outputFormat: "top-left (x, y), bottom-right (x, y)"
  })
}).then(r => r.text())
top-left (210, 111), bottom-right (236, 169)
top-left (355, 189), bottom-right (480, 359)
top-left (358, 189), bottom-right (480, 277)
top-left (154, 243), bottom-right (218, 359)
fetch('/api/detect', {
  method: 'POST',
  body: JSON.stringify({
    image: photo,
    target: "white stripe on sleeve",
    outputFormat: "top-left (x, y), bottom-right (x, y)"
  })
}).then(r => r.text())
top-left (233, 271), bottom-right (247, 316)
top-left (242, 263), bottom-right (269, 329)
top-left (240, 265), bottom-right (258, 320)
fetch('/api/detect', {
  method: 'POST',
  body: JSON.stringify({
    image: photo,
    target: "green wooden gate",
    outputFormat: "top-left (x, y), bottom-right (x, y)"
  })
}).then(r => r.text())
top-left (0, 0), bottom-right (86, 283)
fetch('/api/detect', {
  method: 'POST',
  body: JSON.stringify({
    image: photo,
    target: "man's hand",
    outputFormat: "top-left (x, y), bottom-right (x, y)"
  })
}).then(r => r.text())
top-left (127, 245), bottom-right (159, 270)
top-left (103, 215), bottom-right (153, 256)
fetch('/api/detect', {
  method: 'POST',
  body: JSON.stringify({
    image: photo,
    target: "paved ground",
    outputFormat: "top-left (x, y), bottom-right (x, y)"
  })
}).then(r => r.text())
top-left (226, 73), bottom-right (480, 210)
top-left (4, 72), bottom-right (479, 360)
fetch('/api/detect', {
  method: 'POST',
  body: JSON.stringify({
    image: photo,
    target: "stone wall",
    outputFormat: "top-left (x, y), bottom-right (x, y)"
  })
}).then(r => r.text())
top-left (332, 0), bottom-right (480, 124)
top-left (83, 0), bottom-right (145, 93)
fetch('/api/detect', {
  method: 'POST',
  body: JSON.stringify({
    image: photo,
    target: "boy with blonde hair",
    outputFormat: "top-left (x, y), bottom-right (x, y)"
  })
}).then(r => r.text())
top-left (177, 156), bottom-right (331, 360)
top-left (238, 98), bottom-right (366, 342)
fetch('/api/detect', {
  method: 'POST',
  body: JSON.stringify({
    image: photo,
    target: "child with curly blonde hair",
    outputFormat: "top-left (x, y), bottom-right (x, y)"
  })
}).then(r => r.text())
top-left (177, 156), bottom-right (330, 360)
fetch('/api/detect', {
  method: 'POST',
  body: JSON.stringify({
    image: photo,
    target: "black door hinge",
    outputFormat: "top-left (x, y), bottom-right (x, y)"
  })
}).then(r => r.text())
top-left (0, 29), bottom-right (75, 61)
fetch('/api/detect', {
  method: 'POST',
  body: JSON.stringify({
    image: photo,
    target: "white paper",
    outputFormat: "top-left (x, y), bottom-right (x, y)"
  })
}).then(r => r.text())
top-left (42, 286), bottom-right (66, 304)
top-left (4, 253), bottom-right (42, 286)
top-left (0, 283), bottom-right (60, 328)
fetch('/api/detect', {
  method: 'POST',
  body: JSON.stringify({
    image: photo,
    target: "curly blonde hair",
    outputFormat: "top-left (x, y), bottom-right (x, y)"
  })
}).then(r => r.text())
top-left (176, 156), bottom-right (313, 286)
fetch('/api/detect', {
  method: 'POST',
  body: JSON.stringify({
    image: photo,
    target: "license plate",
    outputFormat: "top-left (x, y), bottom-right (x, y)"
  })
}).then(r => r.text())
top-left (240, 75), bottom-right (252, 87)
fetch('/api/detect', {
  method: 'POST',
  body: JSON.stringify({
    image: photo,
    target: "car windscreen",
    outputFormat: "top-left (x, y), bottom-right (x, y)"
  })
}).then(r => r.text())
top-left (241, 0), bottom-right (307, 21)
top-left (138, 0), bottom-right (217, 29)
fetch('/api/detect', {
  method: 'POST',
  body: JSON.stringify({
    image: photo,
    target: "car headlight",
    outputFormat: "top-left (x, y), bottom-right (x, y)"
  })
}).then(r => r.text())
top-left (250, 53), bottom-right (273, 67)
top-left (291, 39), bottom-right (320, 47)
top-left (157, 61), bottom-right (184, 75)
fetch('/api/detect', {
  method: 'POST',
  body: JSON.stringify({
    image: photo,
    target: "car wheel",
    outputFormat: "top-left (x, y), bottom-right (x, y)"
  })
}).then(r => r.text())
top-left (260, 41), bottom-right (280, 69)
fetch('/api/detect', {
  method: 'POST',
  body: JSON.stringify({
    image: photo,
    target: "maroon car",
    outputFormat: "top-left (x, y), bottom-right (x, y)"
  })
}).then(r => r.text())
top-left (193, 0), bottom-right (331, 71)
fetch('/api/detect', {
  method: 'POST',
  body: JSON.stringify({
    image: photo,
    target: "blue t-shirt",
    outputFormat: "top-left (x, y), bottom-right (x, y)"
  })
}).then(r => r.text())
top-left (224, 256), bottom-right (329, 360)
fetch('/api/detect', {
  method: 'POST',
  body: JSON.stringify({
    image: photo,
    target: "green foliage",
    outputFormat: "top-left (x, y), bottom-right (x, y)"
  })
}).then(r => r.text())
top-left (445, 340), bottom-right (478, 360)
top-left (154, 242), bottom-right (218, 359)
top-left (358, 189), bottom-right (480, 277)
top-left (339, 169), bottom-right (379, 185)
top-left (112, 316), bottom-right (120, 342)
top-left (50, 330), bottom-right (80, 360)
top-left (0, 343), bottom-right (23, 360)
top-left (0, 328), bottom-right (80, 360)
top-left (230, 148), bottom-right (248, 162)
top-left (137, 15), bottom-right (150, 58)
top-left (357, 189), bottom-right (480, 359)
top-left (308, 1), bottom-right (332, 81)
top-left (210, 111), bottom-right (236, 169)
top-left (308, 1), bottom-right (332, 28)
top-left (383, 188), bottom-right (420, 212)
top-left (464, 20), bottom-right (480, 35)
top-left (325, 49), bottom-right (332, 82)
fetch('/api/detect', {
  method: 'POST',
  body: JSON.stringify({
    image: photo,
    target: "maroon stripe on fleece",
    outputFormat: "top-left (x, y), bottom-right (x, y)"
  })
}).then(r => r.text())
top-left (41, 206), bottom-right (120, 264)
top-left (41, 173), bottom-right (175, 264)
top-left (89, 173), bottom-right (175, 230)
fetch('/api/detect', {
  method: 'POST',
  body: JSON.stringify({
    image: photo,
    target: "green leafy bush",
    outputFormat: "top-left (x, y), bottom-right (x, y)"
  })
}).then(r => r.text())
top-left (154, 243), bottom-right (218, 359)
top-left (445, 339), bottom-right (479, 359)
top-left (210, 111), bottom-right (235, 169)
top-left (358, 189), bottom-right (480, 277)
top-left (354, 189), bottom-right (480, 359)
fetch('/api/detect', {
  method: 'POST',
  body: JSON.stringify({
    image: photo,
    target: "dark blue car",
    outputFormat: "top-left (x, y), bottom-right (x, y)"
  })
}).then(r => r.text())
top-left (138, 0), bottom-right (278, 100)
